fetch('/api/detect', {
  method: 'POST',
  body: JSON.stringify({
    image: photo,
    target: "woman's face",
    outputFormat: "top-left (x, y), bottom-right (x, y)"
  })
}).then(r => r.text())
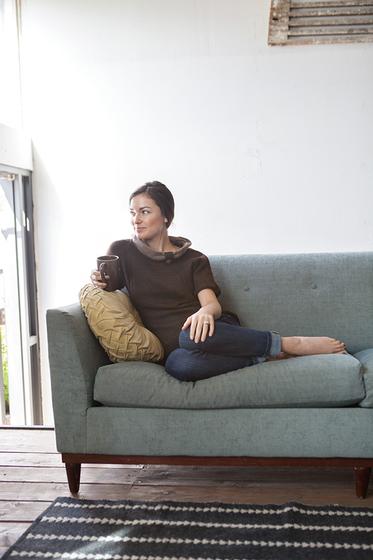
top-left (130, 194), bottom-right (167, 242)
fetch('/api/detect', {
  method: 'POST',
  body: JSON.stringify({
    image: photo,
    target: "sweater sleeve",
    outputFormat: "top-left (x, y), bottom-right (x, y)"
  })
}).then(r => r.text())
top-left (192, 255), bottom-right (221, 297)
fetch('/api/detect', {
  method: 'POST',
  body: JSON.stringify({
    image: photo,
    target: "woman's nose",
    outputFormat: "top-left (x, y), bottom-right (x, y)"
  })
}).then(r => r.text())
top-left (134, 215), bottom-right (142, 224)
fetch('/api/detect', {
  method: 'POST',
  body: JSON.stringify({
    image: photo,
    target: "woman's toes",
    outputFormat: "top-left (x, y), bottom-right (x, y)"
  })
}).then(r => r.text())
top-left (336, 340), bottom-right (346, 352)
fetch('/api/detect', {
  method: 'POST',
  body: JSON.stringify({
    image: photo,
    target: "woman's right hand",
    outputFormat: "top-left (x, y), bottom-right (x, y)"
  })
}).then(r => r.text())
top-left (90, 269), bottom-right (108, 290)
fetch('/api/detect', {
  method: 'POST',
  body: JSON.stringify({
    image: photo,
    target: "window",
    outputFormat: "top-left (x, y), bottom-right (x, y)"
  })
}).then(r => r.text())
top-left (0, 166), bottom-right (41, 425)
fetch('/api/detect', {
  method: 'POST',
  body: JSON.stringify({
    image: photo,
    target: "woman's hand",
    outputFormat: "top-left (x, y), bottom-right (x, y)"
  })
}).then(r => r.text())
top-left (182, 310), bottom-right (215, 343)
top-left (90, 269), bottom-right (108, 290)
top-left (181, 289), bottom-right (222, 343)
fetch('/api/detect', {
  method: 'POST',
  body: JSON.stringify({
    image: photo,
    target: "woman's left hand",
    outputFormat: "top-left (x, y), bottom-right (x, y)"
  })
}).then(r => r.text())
top-left (182, 311), bottom-right (215, 343)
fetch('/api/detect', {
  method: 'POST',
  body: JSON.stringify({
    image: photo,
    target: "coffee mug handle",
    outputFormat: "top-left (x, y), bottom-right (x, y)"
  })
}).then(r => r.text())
top-left (99, 262), bottom-right (108, 283)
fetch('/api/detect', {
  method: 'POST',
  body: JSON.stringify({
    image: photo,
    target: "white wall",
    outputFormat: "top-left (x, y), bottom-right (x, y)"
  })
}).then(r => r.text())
top-left (21, 0), bottom-right (373, 424)
top-left (0, 124), bottom-right (32, 170)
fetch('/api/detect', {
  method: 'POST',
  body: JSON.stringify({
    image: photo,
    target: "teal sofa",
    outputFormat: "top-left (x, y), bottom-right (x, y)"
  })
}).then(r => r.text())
top-left (47, 252), bottom-right (373, 498)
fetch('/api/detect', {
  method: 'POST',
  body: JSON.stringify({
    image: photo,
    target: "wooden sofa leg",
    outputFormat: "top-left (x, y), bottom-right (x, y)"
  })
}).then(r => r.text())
top-left (65, 463), bottom-right (82, 495)
top-left (354, 467), bottom-right (371, 499)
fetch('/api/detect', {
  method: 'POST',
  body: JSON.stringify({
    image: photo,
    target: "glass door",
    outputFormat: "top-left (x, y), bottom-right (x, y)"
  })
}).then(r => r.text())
top-left (0, 166), bottom-right (41, 425)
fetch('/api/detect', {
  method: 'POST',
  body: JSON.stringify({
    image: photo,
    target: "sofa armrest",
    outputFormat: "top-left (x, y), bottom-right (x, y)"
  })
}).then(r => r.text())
top-left (356, 348), bottom-right (373, 407)
top-left (47, 303), bottom-right (110, 453)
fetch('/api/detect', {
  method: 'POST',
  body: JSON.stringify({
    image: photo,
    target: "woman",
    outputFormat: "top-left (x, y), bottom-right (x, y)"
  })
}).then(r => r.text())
top-left (91, 181), bottom-right (345, 381)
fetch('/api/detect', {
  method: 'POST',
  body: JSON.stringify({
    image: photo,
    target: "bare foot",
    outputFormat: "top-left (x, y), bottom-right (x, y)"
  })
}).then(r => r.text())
top-left (281, 336), bottom-right (345, 356)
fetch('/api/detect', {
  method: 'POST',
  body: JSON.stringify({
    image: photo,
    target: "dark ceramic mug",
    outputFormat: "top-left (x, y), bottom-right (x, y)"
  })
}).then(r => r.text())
top-left (96, 255), bottom-right (124, 292)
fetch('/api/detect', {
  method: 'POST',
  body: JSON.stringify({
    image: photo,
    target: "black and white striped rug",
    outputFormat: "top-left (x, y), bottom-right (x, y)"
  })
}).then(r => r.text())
top-left (4, 496), bottom-right (373, 560)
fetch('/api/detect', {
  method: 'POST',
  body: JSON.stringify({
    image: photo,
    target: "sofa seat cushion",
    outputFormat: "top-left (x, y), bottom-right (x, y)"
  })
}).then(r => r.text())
top-left (94, 353), bottom-right (365, 409)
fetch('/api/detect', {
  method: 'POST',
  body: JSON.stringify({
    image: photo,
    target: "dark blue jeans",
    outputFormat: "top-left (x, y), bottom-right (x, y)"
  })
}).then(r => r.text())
top-left (165, 313), bottom-right (281, 381)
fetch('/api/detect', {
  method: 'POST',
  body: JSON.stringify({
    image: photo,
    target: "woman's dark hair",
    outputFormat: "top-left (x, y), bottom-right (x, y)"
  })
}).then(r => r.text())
top-left (129, 181), bottom-right (174, 228)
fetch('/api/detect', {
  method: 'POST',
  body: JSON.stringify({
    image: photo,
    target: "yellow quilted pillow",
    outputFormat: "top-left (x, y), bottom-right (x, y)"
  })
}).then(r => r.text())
top-left (79, 284), bottom-right (164, 363)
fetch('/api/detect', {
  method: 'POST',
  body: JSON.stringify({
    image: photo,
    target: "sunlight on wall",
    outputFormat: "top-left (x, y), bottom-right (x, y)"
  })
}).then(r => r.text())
top-left (0, 0), bottom-right (22, 129)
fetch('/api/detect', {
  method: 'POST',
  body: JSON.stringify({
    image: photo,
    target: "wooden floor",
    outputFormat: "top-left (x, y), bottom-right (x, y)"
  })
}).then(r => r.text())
top-left (1, 427), bottom-right (373, 557)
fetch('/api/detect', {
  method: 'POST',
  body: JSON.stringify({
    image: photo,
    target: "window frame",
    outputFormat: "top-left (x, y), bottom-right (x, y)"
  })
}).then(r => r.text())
top-left (0, 163), bottom-right (41, 425)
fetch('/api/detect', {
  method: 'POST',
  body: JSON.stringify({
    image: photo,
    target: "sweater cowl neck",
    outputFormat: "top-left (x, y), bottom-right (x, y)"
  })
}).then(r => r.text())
top-left (132, 235), bottom-right (192, 262)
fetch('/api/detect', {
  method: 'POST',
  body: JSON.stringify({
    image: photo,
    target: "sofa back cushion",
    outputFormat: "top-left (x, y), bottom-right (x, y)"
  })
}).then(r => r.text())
top-left (210, 252), bottom-right (373, 355)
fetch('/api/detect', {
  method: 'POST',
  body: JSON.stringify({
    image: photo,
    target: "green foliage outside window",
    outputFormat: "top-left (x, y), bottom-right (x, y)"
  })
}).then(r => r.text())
top-left (0, 325), bottom-right (9, 411)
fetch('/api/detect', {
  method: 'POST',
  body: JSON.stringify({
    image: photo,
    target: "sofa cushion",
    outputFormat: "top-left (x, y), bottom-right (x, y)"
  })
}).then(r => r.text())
top-left (79, 284), bottom-right (164, 363)
top-left (355, 348), bottom-right (373, 407)
top-left (94, 353), bottom-right (365, 409)
top-left (209, 252), bottom-right (373, 356)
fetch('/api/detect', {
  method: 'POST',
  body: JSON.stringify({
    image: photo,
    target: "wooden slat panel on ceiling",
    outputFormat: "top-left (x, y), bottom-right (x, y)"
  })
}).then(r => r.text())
top-left (268, 0), bottom-right (373, 45)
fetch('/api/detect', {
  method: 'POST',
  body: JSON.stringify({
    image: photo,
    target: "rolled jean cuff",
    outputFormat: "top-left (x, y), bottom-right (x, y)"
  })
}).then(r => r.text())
top-left (269, 331), bottom-right (282, 357)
